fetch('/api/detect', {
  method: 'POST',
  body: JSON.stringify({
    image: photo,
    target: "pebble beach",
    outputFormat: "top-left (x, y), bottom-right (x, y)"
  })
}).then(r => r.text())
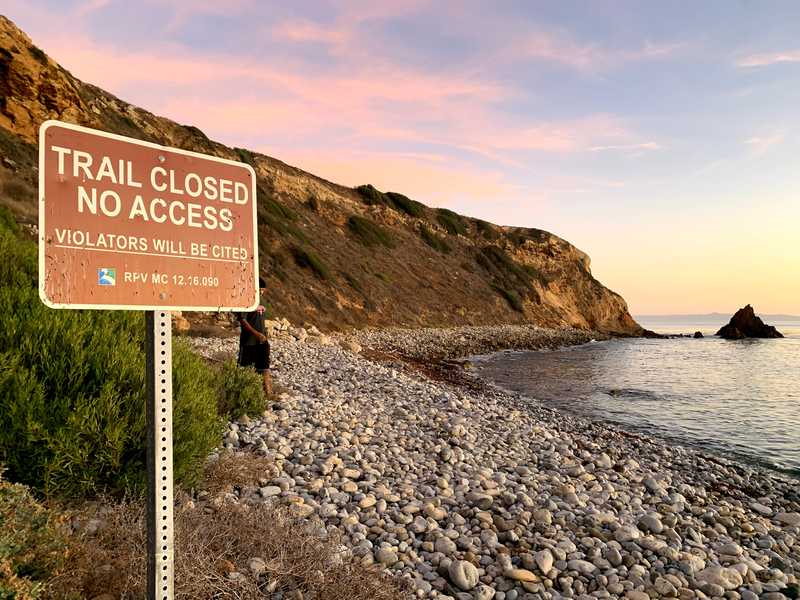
top-left (189, 323), bottom-right (800, 600)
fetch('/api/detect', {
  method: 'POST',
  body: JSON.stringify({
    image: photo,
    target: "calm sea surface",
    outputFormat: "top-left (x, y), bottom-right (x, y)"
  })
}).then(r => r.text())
top-left (475, 316), bottom-right (800, 477)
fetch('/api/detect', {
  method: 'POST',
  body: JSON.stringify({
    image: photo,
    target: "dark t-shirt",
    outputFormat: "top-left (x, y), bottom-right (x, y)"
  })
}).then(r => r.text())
top-left (237, 297), bottom-right (268, 346)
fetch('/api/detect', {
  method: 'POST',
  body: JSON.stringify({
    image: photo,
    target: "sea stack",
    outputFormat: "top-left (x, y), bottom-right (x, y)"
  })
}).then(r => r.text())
top-left (716, 305), bottom-right (784, 339)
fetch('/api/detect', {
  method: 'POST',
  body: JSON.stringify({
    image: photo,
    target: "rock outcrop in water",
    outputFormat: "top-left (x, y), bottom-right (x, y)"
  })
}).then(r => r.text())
top-left (716, 305), bottom-right (784, 339)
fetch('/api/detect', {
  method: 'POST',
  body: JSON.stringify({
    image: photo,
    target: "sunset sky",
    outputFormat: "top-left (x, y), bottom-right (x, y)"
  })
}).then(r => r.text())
top-left (8, 1), bottom-right (800, 315)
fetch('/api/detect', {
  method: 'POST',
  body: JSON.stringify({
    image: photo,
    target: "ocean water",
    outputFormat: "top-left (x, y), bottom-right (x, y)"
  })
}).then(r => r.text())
top-left (475, 316), bottom-right (800, 477)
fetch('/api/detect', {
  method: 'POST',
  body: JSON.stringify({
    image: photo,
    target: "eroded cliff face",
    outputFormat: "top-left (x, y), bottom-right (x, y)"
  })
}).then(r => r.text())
top-left (0, 15), bottom-right (642, 335)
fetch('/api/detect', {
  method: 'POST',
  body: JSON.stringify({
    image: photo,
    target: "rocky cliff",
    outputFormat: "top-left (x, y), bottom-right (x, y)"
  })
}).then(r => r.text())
top-left (0, 15), bottom-right (642, 335)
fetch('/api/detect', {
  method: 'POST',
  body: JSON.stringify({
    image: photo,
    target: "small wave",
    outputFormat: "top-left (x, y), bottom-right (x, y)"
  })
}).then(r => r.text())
top-left (603, 387), bottom-right (664, 401)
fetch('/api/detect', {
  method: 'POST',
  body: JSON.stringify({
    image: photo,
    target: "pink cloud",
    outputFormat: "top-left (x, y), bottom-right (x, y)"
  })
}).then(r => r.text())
top-left (744, 133), bottom-right (785, 156)
top-left (271, 19), bottom-right (349, 46)
top-left (75, 0), bottom-right (111, 17)
top-left (589, 142), bottom-right (661, 152)
top-left (38, 32), bottom-right (656, 175)
top-left (736, 50), bottom-right (800, 68)
top-left (144, 0), bottom-right (257, 32)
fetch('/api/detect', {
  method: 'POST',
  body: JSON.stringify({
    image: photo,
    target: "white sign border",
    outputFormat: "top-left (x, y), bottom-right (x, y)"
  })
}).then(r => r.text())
top-left (38, 120), bottom-right (260, 312)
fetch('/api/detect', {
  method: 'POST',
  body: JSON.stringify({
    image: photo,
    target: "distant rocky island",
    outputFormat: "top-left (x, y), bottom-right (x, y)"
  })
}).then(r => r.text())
top-left (717, 305), bottom-right (784, 339)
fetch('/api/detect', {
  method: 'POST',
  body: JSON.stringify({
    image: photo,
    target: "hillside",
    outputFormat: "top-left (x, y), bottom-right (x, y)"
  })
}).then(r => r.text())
top-left (0, 15), bottom-right (641, 335)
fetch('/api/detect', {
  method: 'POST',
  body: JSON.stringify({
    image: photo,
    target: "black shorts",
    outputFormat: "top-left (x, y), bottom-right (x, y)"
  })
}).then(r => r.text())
top-left (238, 342), bottom-right (270, 373)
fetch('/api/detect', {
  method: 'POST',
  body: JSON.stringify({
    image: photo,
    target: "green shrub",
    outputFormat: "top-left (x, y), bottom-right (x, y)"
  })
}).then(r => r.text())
top-left (261, 195), bottom-right (297, 222)
top-left (474, 219), bottom-right (499, 240)
top-left (258, 192), bottom-right (306, 241)
top-left (385, 192), bottom-right (426, 217)
top-left (342, 272), bottom-right (364, 294)
top-left (290, 246), bottom-right (330, 280)
top-left (0, 223), bottom-right (222, 497)
top-left (477, 244), bottom-right (551, 286)
top-left (419, 225), bottom-right (451, 253)
top-left (234, 147), bottom-right (256, 166)
top-left (354, 185), bottom-right (426, 218)
top-left (0, 470), bottom-right (68, 597)
top-left (508, 227), bottom-right (550, 245)
top-left (477, 245), bottom-right (532, 287)
top-left (0, 205), bottom-right (18, 235)
top-left (259, 215), bottom-right (307, 242)
top-left (491, 285), bottom-right (524, 312)
top-left (436, 208), bottom-right (468, 236)
top-left (217, 360), bottom-right (266, 420)
top-left (354, 184), bottom-right (385, 206)
top-left (347, 215), bottom-right (394, 248)
top-left (27, 45), bottom-right (48, 65)
top-left (476, 245), bottom-right (548, 313)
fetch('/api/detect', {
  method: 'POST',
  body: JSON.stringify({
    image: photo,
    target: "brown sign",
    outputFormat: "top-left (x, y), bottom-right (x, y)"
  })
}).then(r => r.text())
top-left (38, 121), bottom-right (258, 311)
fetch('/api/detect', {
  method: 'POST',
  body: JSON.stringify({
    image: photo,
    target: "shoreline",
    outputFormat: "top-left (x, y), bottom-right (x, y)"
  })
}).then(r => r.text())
top-left (190, 325), bottom-right (800, 600)
top-left (468, 336), bottom-right (800, 482)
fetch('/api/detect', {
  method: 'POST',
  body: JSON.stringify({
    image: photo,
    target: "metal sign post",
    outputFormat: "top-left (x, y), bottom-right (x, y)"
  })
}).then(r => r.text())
top-left (146, 310), bottom-right (174, 600)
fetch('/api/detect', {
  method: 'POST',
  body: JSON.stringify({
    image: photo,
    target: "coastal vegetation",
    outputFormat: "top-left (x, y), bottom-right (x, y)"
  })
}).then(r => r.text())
top-left (257, 186), bottom-right (307, 241)
top-left (475, 245), bottom-right (550, 311)
top-left (0, 209), bottom-right (265, 497)
top-left (435, 208), bottom-right (468, 236)
top-left (354, 184), bottom-right (426, 217)
top-left (384, 191), bottom-right (426, 217)
top-left (347, 214), bottom-right (395, 248)
top-left (217, 359), bottom-right (268, 420)
top-left (289, 245), bottom-right (331, 280)
top-left (491, 284), bottom-right (525, 312)
top-left (474, 218), bottom-right (500, 240)
top-left (0, 471), bottom-right (68, 598)
top-left (419, 224), bottom-right (451, 253)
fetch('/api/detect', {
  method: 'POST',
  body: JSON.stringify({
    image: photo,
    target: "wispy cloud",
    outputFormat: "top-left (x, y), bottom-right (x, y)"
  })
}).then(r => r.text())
top-left (744, 133), bottom-right (785, 156)
top-left (736, 50), bottom-right (800, 68)
top-left (75, 0), bottom-right (111, 17)
top-left (509, 31), bottom-right (684, 71)
top-left (590, 142), bottom-right (661, 152)
top-left (271, 19), bottom-right (349, 46)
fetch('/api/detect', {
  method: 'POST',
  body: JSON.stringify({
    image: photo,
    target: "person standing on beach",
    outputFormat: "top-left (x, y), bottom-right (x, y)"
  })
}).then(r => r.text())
top-left (237, 277), bottom-right (273, 397)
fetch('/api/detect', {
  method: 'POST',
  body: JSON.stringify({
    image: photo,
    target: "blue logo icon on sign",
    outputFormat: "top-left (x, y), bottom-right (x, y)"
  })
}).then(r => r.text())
top-left (98, 268), bottom-right (116, 286)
